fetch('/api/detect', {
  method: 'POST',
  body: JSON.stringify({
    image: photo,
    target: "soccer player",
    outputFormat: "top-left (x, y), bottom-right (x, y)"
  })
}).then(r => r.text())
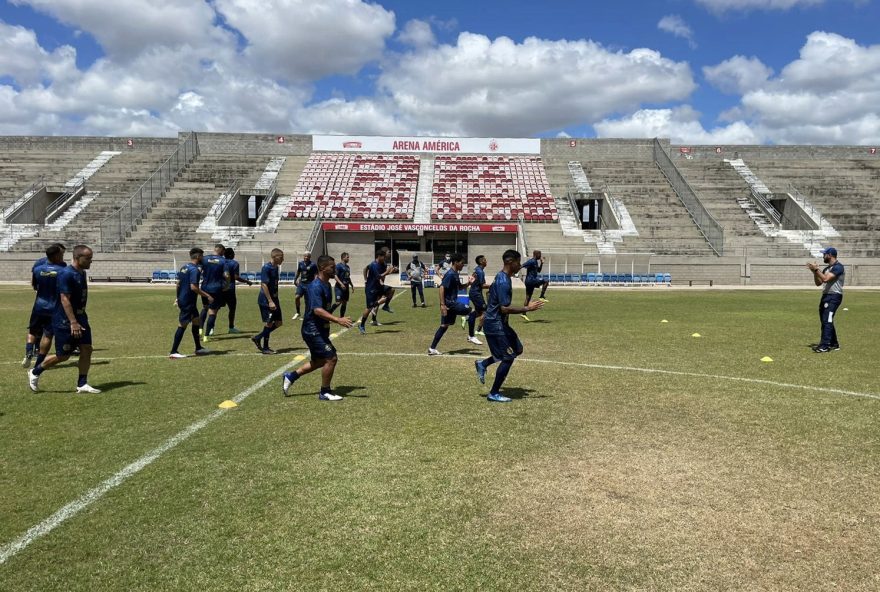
top-left (24, 244), bottom-right (66, 369)
top-left (407, 254), bottom-right (428, 307)
top-left (223, 247), bottom-right (252, 333)
top-left (292, 251), bottom-right (318, 321)
top-left (330, 252), bottom-right (355, 317)
top-left (474, 249), bottom-right (545, 402)
top-left (357, 248), bottom-right (397, 334)
top-left (252, 248), bottom-right (284, 354)
top-left (169, 248), bottom-right (212, 358)
top-left (521, 249), bottom-right (549, 321)
top-left (23, 242), bottom-right (66, 367)
top-left (807, 247), bottom-right (845, 353)
top-left (461, 254), bottom-right (489, 344)
top-left (282, 255), bottom-right (354, 401)
top-left (436, 252), bottom-right (452, 279)
top-left (199, 244), bottom-right (227, 341)
top-left (427, 253), bottom-right (473, 355)
top-left (27, 245), bottom-right (101, 394)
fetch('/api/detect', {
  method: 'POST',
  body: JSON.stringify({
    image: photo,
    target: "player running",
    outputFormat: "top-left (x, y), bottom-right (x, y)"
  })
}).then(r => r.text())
top-left (461, 254), bottom-right (489, 344)
top-left (23, 243), bottom-right (66, 369)
top-left (199, 244), bottom-right (227, 340)
top-left (329, 252), bottom-right (355, 318)
top-left (427, 253), bottom-right (473, 355)
top-left (520, 249), bottom-right (549, 321)
top-left (252, 248), bottom-right (284, 354)
top-left (357, 248), bottom-right (397, 334)
top-left (169, 248), bottom-right (212, 358)
top-left (292, 251), bottom-right (318, 321)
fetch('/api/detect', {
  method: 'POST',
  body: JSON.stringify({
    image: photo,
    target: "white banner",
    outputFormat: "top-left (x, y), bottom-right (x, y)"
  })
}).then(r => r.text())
top-left (312, 135), bottom-right (540, 155)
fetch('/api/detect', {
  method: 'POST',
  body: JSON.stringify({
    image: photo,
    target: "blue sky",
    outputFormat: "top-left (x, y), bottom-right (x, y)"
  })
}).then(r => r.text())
top-left (0, 0), bottom-right (878, 143)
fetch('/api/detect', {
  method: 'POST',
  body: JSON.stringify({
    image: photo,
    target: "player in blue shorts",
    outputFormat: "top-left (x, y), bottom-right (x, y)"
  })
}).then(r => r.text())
top-left (329, 252), bottom-right (355, 318)
top-left (292, 251), bottom-right (318, 321)
top-left (252, 248), bottom-right (284, 354)
top-left (23, 243), bottom-right (66, 369)
top-left (427, 253), bottom-right (474, 355)
top-left (27, 245), bottom-right (102, 394)
top-left (282, 255), bottom-right (354, 401)
top-left (199, 244), bottom-right (227, 341)
top-left (520, 249), bottom-right (549, 321)
top-left (474, 249), bottom-right (545, 402)
top-left (357, 248), bottom-right (397, 334)
top-left (169, 248), bottom-right (213, 358)
top-left (223, 247), bottom-right (252, 334)
top-left (460, 254), bottom-right (489, 344)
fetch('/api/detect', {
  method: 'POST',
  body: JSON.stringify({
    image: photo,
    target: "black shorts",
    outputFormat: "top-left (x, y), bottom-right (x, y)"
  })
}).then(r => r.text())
top-left (54, 318), bottom-right (92, 356)
top-left (485, 326), bottom-right (523, 363)
top-left (440, 301), bottom-right (471, 325)
top-left (178, 304), bottom-right (199, 325)
top-left (302, 331), bottom-right (337, 360)
top-left (365, 289), bottom-right (383, 309)
top-left (259, 301), bottom-right (282, 324)
top-left (469, 294), bottom-right (486, 313)
top-left (28, 309), bottom-right (54, 337)
top-left (225, 290), bottom-right (237, 309)
top-left (202, 291), bottom-right (225, 310)
top-left (334, 286), bottom-right (350, 302)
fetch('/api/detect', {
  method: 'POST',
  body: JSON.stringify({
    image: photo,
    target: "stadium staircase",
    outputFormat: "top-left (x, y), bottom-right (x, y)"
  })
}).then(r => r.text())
top-left (413, 157), bottom-right (434, 224)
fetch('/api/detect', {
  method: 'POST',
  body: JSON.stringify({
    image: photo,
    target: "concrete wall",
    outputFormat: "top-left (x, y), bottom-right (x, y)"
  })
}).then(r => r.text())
top-left (323, 232), bottom-right (375, 278)
top-left (466, 233), bottom-right (517, 271)
top-left (673, 144), bottom-right (880, 160)
top-left (193, 132), bottom-right (312, 156)
top-left (0, 136), bottom-right (179, 152)
top-left (541, 138), bottom-right (662, 162)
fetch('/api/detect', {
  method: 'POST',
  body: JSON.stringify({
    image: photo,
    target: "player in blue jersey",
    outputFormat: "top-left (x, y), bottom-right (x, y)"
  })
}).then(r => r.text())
top-left (292, 251), bottom-right (318, 321)
top-left (28, 245), bottom-right (102, 393)
top-left (198, 244), bottom-right (227, 341)
top-left (808, 247), bottom-right (845, 353)
top-left (474, 249), bottom-right (545, 402)
top-left (520, 249), bottom-right (549, 321)
top-left (252, 248), bottom-right (284, 354)
top-left (282, 255), bottom-right (354, 401)
top-left (329, 252), bottom-right (355, 318)
top-left (357, 248), bottom-right (397, 334)
top-left (427, 253), bottom-right (474, 355)
top-left (23, 243), bottom-right (66, 368)
top-left (460, 254), bottom-right (489, 344)
top-left (169, 248), bottom-right (213, 359)
top-left (223, 247), bottom-right (252, 334)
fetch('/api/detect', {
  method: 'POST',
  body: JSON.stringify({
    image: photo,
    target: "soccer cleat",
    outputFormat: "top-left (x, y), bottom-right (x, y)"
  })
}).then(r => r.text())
top-left (460, 316), bottom-right (467, 330)
top-left (76, 384), bottom-right (101, 394)
top-left (370, 320), bottom-right (383, 326)
top-left (412, 303), bottom-right (417, 308)
top-left (319, 391), bottom-right (343, 401)
top-left (250, 336), bottom-right (263, 351)
top-left (195, 348), bottom-right (211, 356)
top-left (467, 336), bottom-right (483, 345)
top-left (199, 328), bottom-right (205, 336)
top-left (208, 328), bottom-right (215, 337)
top-left (358, 324), bottom-right (366, 335)
top-left (21, 353), bottom-right (33, 368)
top-left (475, 330), bottom-right (485, 336)
top-left (813, 346), bottom-right (830, 353)
top-left (382, 305), bottom-right (394, 314)
top-left (261, 348), bottom-right (276, 355)
top-left (169, 352), bottom-right (187, 359)
top-left (538, 297), bottom-right (549, 303)
top-left (475, 360), bottom-right (486, 384)
top-left (282, 372), bottom-right (297, 396)
top-left (201, 334), bottom-right (209, 343)
top-left (829, 345), bottom-right (841, 351)
top-left (228, 327), bottom-right (242, 334)
top-left (27, 369), bottom-right (40, 392)
top-left (427, 348), bottom-right (441, 356)
top-left (292, 313), bottom-right (300, 321)
top-left (520, 314), bottom-right (531, 322)
top-left (421, 302), bottom-right (426, 308)
top-left (487, 393), bottom-right (512, 403)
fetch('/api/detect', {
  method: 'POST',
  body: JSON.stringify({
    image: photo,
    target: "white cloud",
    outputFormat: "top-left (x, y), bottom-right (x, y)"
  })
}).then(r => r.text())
top-left (694, 0), bottom-right (824, 13)
top-left (398, 19), bottom-right (436, 48)
top-left (0, 21), bottom-right (77, 86)
top-left (297, 98), bottom-right (404, 135)
top-left (703, 55), bottom-right (773, 94)
top-left (657, 15), bottom-right (696, 49)
top-left (595, 106), bottom-right (762, 144)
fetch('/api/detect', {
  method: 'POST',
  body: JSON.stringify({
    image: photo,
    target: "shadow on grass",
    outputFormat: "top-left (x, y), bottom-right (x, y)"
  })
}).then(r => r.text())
top-left (502, 386), bottom-right (545, 400)
top-left (97, 380), bottom-right (147, 392)
top-left (336, 385), bottom-right (368, 398)
top-left (373, 320), bottom-right (404, 326)
top-left (446, 348), bottom-right (481, 356)
top-left (521, 319), bottom-right (551, 324)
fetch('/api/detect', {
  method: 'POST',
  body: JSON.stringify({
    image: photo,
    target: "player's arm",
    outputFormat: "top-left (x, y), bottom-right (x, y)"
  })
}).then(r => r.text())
top-left (313, 306), bottom-right (354, 328)
top-left (438, 282), bottom-right (448, 314)
top-left (59, 292), bottom-right (85, 337)
top-left (260, 281), bottom-right (276, 309)
top-left (234, 270), bottom-right (252, 286)
top-left (31, 270), bottom-right (38, 291)
top-left (500, 286), bottom-right (543, 315)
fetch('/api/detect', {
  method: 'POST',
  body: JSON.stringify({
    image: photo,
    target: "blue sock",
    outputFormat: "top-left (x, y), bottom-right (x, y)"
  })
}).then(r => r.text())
top-left (430, 326), bottom-right (448, 349)
top-left (491, 360), bottom-right (513, 394)
top-left (77, 374), bottom-right (88, 387)
top-left (320, 386), bottom-right (331, 394)
top-left (171, 326), bottom-right (185, 353)
top-left (481, 356), bottom-right (496, 368)
top-left (467, 311), bottom-right (477, 337)
top-left (340, 303), bottom-right (347, 317)
top-left (199, 307), bottom-right (208, 327)
top-left (33, 364), bottom-right (45, 376)
top-left (264, 326), bottom-right (277, 349)
top-left (35, 353), bottom-right (46, 367)
top-left (192, 325), bottom-right (202, 349)
top-left (206, 315), bottom-right (217, 335)
top-left (26, 342), bottom-right (35, 356)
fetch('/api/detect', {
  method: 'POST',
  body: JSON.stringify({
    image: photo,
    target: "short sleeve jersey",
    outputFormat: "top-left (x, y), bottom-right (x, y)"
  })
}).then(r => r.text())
top-left (55, 266), bottom-right (88, 323)
top-left (32, 257), bottom-right (65, 288)
top-left (441, 268), bottom-right (462, 306)
top-left (469, 267), bottom-right (486, 298)
top-left (176, 262), bottom-right (201, 308)
top-left (523, 259), bottom-right (540, 283)
top-left (224, 259), bottom-right (240, 292)
top-left (201, 254), bottom-right (226, 293)
top-left (822, 262), bottom-right (845, 295)
top-left (258, 263), bottom-right (279, 305)
top-left (365, 260), bottom-right (385, 295)
top-left (482, 272), bottom-right (512, 335)
top-left (408, 261), bottom-right (425, 282)
top-left (32, 262), bottom-right (65, 314)
top-left (297, 261), bottom-right (318, 284)
top-left (303, 279), bottom-right (333, 335)
top-left (335, 262), bottom-right (351, 288)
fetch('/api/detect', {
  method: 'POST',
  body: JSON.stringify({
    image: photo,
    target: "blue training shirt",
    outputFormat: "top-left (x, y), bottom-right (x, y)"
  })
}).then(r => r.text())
top-left (32, 262), bottom-right (65, 314)
top-left (523, 258), bottom-right (541, 283)
top-left (469, 267), bottom-right (486, 299)
top-left (335, 262), bottom-right (351, 289)
top-left (297, 260), bottom-right (318, 284)
top-left (201, 254), bottom-right (226, 293)
top-left (176, 262), bottom-right (201, 308)
top-left (482, 272), bottom-right (513, 335)
top-left (224, 259), bottom-right (240, 292)
top-left (441, 268), bottom-right (463, 306)
top-left (365, 260), bottom-right (385, 295)
top-left (54, 265), bottom-right (88, 324)
top-left (258, 262), bottom-right (279, 306)
top-left (303, 279), bottom-right (333, 335)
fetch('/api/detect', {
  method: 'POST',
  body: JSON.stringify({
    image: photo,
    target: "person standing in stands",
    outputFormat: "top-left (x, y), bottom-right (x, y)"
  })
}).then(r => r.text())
top-left (330, 252), bottom-right (354, 318)
top-left (427, 253), bottom-right (473, 355)
top-left (807, 247), bottom-right (845, 353)
top-left (223, 247), bottom-right (252, 334)
top-left (461, 254), bottom-right (489, 344)
top-left (282, 255), bottom-right (354, 401)
top-left (199, 244), bottom-right (227, 341)
top-left (292, 251), bottom-right (318, 321)
top-left (27, 245), bottom-right (101, 394)
top-left (252, 248), bottom-right (284, 354)
top-left (358, 248), bottom-right (397, 334)
top-left (407, 254), bottom-right (428, 308)
top-left (169, 248), bottom-right (212, 358)
top-left (521, 249), bottom-right (549, 321)
top-left (474, 250), bottom-right (545, 402)
top-left (23, 244), bottom-right (66, 369)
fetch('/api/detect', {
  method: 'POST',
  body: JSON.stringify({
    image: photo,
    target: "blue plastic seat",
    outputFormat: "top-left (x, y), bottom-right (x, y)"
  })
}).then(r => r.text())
top-left (664, 273), bottom-right (672, 284)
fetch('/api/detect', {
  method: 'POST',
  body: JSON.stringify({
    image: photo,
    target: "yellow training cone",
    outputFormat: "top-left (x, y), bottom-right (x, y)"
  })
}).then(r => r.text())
top-left (293, 355), bottom-right (306, 362)
top-left (661, 319), bottom-right (669, 323)
top-left (691, 333), bottom-right (701, 338)
top-left (761, 356), bottom-right (774, 362)
top-left (218, 400), bottom-right (238, 409)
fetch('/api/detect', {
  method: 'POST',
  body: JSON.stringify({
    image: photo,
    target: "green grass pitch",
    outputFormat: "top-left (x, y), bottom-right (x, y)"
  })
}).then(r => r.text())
top-left (1, 285), bottom-right (879, 591)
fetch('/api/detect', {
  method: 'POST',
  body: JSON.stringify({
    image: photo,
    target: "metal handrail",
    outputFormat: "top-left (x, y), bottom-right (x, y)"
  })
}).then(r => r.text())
top-left (517, 213), bottom-right (528, 253)
top-left (305, 215), bottom-right (322, 253)
top-left (214, 178), bottom-right (241, 220)
top-left (2, 176), bottom-right (45, 222)
top-left (255, 178), bottom-right (279, 225)
top-left (44, 178), bottom-right (87, 223)
top-left (749, 186), bottom-right (782, 225)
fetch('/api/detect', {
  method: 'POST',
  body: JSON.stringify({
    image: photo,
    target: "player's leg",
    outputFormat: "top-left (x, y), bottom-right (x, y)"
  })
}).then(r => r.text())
top-left (227, 292), bottom-right (239, 331)
top-left (411, 283), bottom-right (418, 306)
top-left (75, 343), bottom-right (100, 393)
top-left (539, 279), bottom-right (549, 300)
top-left (429, 311), bottom-right (454, 353)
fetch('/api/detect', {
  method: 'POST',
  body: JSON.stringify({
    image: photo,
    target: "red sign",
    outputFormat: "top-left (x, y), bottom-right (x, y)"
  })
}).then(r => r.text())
top-left (569, 140), bottom-right (577, 148)
top-left (321, 222), bottom-right (518, 233)
top-left (126, 139), bottom-right (134, 148)
top-left (343, 141), bottom-right (363, 149)
top-left (715, 146), bottom-right (722, 154)
top-left (679, 147), bottom-right (691, 154)
top-left (871, 148), bottom-right (877, 155)
top-left (277, 136), bottom-right (285, 143)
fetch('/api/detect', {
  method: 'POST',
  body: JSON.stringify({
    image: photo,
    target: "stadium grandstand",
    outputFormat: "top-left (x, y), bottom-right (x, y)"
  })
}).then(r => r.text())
top-left (0, 132), bottom-right (877, 286)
